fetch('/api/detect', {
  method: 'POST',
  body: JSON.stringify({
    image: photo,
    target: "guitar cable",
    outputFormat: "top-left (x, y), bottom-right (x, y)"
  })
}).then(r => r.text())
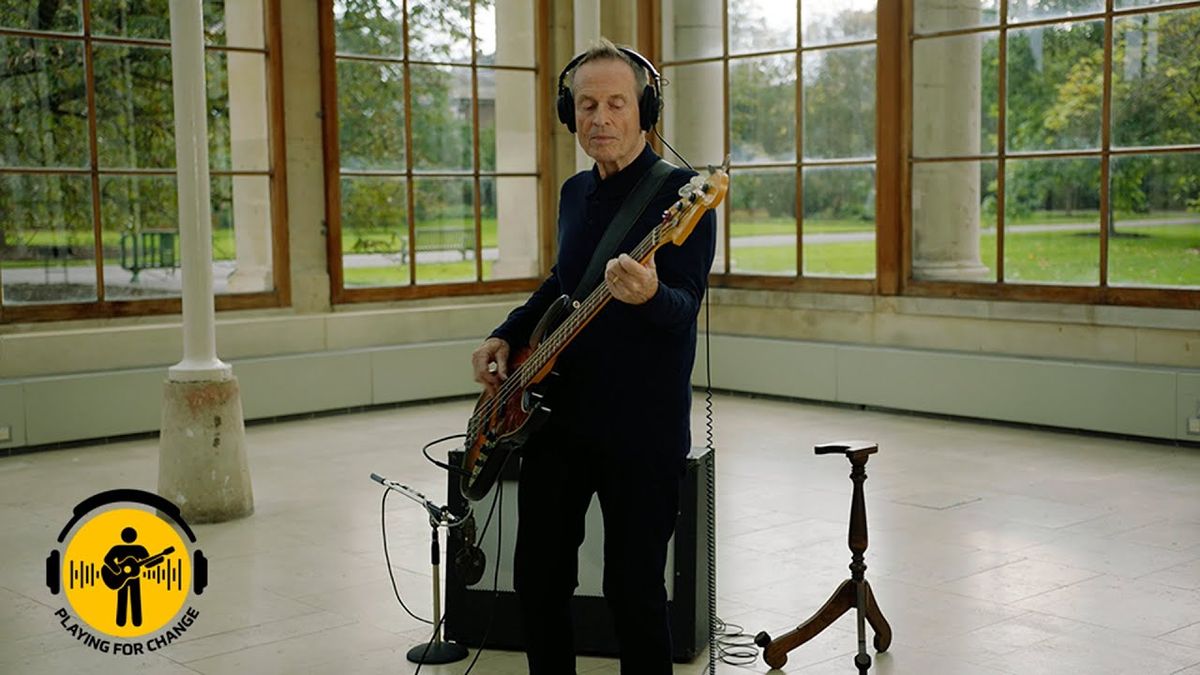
top-left (696, 174), bottom-right (760, 671)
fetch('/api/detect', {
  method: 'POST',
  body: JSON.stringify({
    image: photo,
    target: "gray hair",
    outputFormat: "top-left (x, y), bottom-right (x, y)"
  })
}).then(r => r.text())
top-left (568, 37), bottom-right (649, 94)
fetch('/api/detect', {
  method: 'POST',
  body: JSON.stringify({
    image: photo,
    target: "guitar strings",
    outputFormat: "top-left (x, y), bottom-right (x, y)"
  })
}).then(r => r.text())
top-left (467, 187), bottom-right (714, 441)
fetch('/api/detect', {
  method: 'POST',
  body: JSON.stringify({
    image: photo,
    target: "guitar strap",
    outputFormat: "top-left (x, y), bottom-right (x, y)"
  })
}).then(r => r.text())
top-left (573, 158), bottom-right (675, 302)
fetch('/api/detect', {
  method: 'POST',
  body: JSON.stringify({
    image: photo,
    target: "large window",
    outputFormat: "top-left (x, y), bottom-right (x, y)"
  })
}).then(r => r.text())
top-left (908, 0), bottom-right (1200, 305)
top-left (660, 0), bottom-right (880, 292)
top-left (321, 0), bottom-right (547, 302)
top-left (0, 0), bottom-right (286, 322)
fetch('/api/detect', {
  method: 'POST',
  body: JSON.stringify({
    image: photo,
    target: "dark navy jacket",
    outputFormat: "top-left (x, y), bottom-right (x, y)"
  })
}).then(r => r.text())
top-left (490, 144), bottom-right (716, 471)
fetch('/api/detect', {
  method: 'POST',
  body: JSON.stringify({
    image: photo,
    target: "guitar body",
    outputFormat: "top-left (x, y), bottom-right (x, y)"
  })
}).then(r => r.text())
top-left (459, 296), bottom-right (569, 501)
top-left (101, 547), bottom-right (175, 590)
top-left (101, 557), bottom-right (141, 590)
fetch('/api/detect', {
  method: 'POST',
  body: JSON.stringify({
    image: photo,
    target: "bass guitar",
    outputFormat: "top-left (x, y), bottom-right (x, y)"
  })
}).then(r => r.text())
top-left (459, 161), bottom-right (729, 501)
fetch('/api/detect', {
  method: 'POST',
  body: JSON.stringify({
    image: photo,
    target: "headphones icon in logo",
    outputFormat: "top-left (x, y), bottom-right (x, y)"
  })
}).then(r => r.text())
top-left (46, 489), bottom-right (208, 598)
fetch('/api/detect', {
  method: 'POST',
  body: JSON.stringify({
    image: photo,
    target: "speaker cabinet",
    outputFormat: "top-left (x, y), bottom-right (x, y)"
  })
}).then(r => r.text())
top-left (445, 447), bottom-right (713, 662)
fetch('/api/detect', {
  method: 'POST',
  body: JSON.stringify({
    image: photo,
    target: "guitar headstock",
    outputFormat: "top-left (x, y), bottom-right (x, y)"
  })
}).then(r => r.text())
top-left (659, 159), bottom-right (729, 246)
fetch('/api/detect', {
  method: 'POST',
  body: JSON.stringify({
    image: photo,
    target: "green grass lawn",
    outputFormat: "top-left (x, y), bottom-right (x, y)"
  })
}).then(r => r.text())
top-left (729, 223), bottom-right (1200, 284)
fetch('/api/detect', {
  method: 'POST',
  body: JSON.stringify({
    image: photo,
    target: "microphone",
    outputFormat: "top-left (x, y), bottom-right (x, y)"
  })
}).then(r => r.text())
top-left (370, 473), bottom-right (460, 524)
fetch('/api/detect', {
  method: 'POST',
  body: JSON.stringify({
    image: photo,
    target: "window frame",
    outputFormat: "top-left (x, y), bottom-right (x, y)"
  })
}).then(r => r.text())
top-left (900, 0), bottom-right (1200, 309)
top-left (0, 0), bottom-right (291, 324)
top-left (655, 0), bottom-right (1199, 309)
top-left (318, 0), bottom-right (554, 304)
top-left (654, 0), bottom-right (889, 295)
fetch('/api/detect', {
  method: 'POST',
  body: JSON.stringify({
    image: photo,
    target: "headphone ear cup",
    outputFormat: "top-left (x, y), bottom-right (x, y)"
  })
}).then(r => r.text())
top-left (557, 87), bottom-right (576, 133)
top-left (639, 84), bottom-right (659, 131)
top-left (46, 550), bottom-right (60, 595)
top-left (193, 550), bottom-right (208, 595)
top-left (454, 546), bottom-right (487, 587)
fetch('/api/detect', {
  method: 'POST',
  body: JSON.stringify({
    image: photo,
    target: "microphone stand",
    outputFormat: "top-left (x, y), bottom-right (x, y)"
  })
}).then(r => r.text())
top-left (371, 473), bottom-right (469, 665)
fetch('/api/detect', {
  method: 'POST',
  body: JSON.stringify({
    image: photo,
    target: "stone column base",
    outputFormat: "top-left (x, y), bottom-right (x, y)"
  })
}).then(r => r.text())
top-left (158, 377), bottom-right (254, 524)
top-left (911, 259), bottom-right (993, 282)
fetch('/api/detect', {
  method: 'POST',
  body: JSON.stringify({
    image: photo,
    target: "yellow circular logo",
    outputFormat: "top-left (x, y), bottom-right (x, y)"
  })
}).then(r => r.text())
top-left (62, 507), bottom-right (190, 639)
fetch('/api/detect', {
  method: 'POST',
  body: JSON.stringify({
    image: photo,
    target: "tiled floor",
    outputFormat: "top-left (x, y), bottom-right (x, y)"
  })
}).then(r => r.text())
top-left (3, 393), bottom-right (1199, 674)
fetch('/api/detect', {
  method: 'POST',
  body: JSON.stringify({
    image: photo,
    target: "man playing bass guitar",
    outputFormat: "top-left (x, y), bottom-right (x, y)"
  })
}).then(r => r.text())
top-left (469, 38), bottom-right (716, 675)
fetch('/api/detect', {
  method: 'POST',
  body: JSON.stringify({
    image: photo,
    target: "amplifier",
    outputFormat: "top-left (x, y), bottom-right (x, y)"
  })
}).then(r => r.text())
top-left (444, 447), bottom-right (713, 662)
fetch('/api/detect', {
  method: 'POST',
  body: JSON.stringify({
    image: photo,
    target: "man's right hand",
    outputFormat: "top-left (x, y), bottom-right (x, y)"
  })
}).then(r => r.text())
top-left (471, 337), bottom-right (510, 398)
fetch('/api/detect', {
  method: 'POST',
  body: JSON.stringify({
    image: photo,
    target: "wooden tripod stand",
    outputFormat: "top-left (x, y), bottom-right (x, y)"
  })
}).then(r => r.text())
top-left (755, 441), bottom-right (892, 673)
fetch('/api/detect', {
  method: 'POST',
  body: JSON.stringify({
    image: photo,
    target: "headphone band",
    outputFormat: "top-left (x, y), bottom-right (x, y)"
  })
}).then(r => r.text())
top-left (556, 46), bottom-right (661, 95)
top-left (56, 488), bottom-right (197, 544)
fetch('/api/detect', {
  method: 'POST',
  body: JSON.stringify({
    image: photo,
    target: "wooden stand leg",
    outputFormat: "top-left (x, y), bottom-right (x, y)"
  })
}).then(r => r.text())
top-left (754, 442), bottom-right (893, 671)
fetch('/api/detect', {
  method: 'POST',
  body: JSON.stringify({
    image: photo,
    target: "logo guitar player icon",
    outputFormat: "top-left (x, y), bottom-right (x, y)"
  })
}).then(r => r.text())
top-left (102, 527), bottom-right (175, 627)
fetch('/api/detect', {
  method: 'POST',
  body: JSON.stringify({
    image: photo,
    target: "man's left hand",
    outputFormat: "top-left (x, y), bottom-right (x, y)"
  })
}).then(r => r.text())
top-left (605, 253), bottom-right (658, 305)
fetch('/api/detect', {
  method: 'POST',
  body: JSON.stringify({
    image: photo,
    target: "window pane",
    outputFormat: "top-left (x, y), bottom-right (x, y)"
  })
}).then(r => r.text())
top-left (408, 0), bottom-right (472, 64)
top-left (1007, 22), bottom-right (1103, 152)
top-left (94, 44), bottom-right (176, 169)
top-left (803, 46), bottom-right (875, 160)
top-left (1008, 0), bottom-right (1104, 23)
top-left (662, 62), bottom-right (726, 168)
top-left (215, 174), bottom-right (274, 294)
top-left (482, 69), bottom-right (536, 173)
top-left (0, 37), bottom-right (89, 168)
top-left (912, 33), bottom-right (999, 157)
top-left (0, 0), bottom-right (80, 32)
top-left (333, 0), bottom-right (404, 58)
top-left (91, 0), bottom-right (170, 41)
top-left (337, 59), bottom-right (406, 171)
top-left (410, 64), bottom-right (473, 171)
top-left (729, 169), bottom-right (795, 276)
top-left (1004, 157), bottom-right (1100, 285)
top-left (803, 165), bottom-right (876, 277)
top-left (100, 174), bottom-right (181, 300)
top-left (207, 51), bottom-right (270, 172)
top-left (205, 0), bottom-right (265, 49)
top-left (483, 177), bottom-right (539, 281)
top-left (414, 177), bottom-right (475, 284)
top-left (341, 176), bottom-right (408, 288)
top-left (913, 0), bottom-right (998, 35)
top-left (1113, 9), bottom-right (1200, 149)
top-left (476, 0), bottom-right (534, 67)
top-left (1109, 153), bottom-right (1200, 288)
top-left (803, 0), bottom-right (876, 47)
top-left (911, 160), bottom-right (997, 282)
top-left (1, 173), bottom-right (95, 304)
top-left (661, 0), bottom-right (723, 62)
top-left (729, 0), bottom-right (796, 55)
top-left (730, 55), bottom-right (795, 164)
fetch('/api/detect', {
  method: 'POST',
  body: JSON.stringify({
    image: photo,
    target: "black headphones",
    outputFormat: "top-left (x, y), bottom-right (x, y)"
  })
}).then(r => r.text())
top-left (556, 46), bottom-right (662, 134)
top-left (45, 488), bottom-right (208, 596)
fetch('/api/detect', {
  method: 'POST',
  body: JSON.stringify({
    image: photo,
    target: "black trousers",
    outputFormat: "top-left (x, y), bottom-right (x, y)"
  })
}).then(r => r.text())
top-left (512, 429), bottom-right (682, 675)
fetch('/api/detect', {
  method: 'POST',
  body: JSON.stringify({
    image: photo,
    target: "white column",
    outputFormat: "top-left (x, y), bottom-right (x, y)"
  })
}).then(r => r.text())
top-left (168, 0), bottom-right (229, 381)
top-left (573, 0), bottom-right (601, 173)
top-left (160, 0), bottom-right (252, 524)
top-left (224, 0), bottom-right (273, 293)
top-left (662, 0), bottom-right (726, 270)
top-left (491, 0), bottom-right (539, 279)
top-left (911, 0), bottom-right (990, 281)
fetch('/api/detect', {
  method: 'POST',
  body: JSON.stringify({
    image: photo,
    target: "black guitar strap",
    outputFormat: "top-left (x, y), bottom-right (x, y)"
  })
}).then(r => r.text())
top-left (573, 159), bottom-right (675, 302)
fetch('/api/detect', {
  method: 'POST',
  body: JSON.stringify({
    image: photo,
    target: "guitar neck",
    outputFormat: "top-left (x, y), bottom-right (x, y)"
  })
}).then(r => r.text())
top-left (514, 220), bottom-right (671, 390)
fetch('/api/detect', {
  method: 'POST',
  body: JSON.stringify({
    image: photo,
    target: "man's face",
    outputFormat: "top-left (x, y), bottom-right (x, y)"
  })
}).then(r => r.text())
top-left (573, 59), bottom-right (645, 173)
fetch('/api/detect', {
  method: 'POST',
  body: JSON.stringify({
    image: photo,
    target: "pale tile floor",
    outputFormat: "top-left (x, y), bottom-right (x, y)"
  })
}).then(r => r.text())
top-left (2, 393), bottom-right (1199, 674)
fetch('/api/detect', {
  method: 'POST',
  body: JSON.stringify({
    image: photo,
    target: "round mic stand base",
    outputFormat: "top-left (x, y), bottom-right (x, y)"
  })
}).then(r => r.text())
top-left (406, 640), bottom-right (469, 664)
